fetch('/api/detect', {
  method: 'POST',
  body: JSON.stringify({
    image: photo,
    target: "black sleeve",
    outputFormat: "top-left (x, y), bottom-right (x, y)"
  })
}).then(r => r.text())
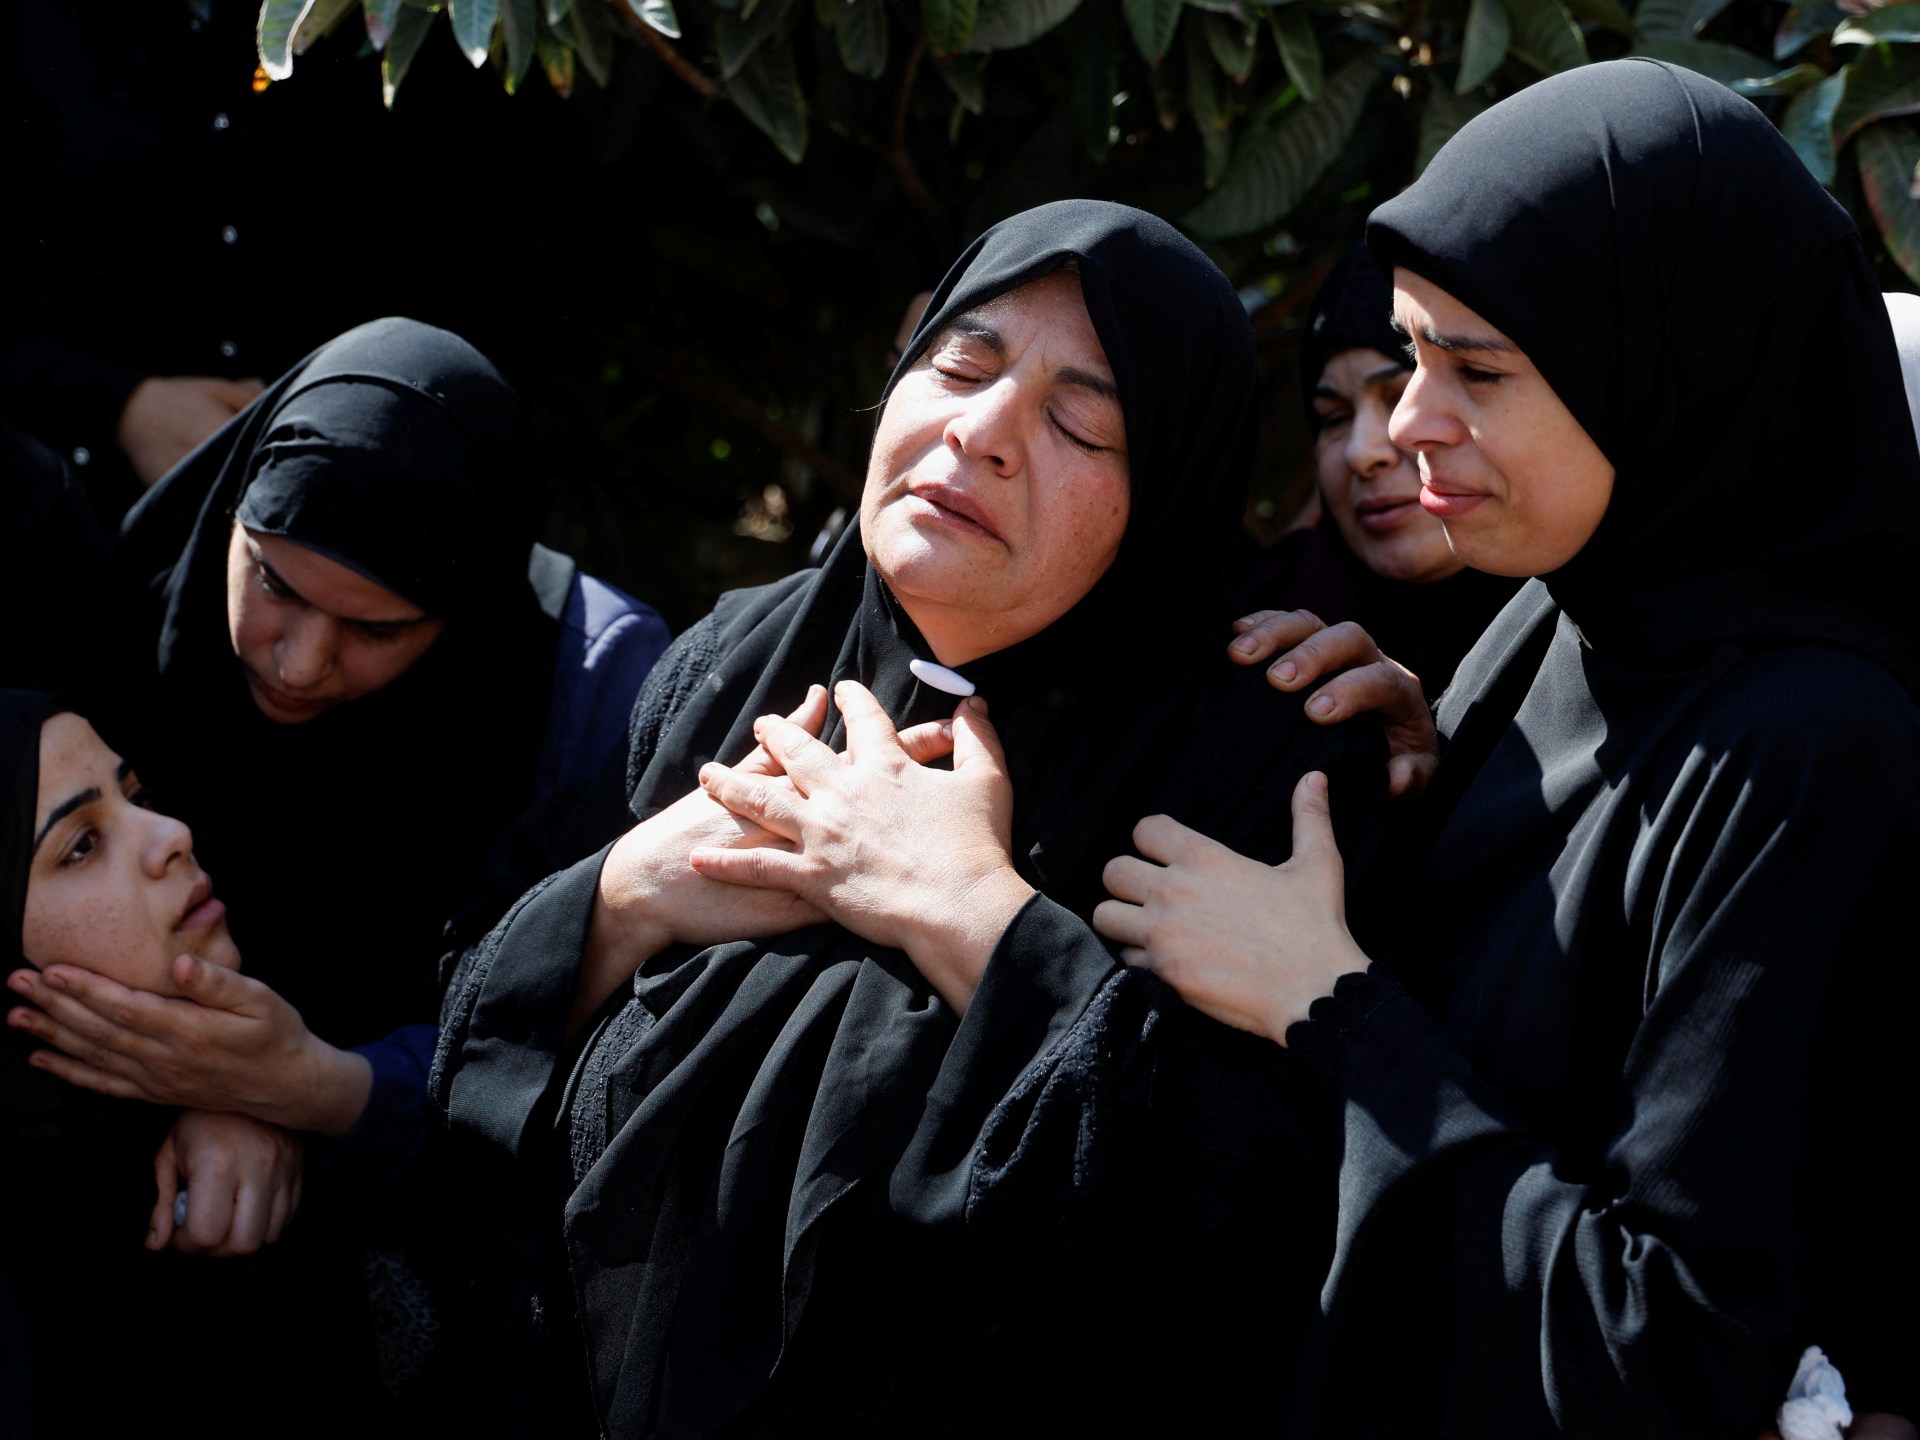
top-left (431, 611), bottom-right (727, 1155)
top-left (1288, 683), bottom-right (1920, 1437)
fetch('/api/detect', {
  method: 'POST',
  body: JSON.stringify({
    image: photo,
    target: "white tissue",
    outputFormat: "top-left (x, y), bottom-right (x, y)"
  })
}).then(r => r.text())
top-left (1776, 1346), bottom-right (1853, 1440)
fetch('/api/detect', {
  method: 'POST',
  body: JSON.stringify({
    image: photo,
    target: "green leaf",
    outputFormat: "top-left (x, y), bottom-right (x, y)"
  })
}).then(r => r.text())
top-left (715, 0), bottom-right (796, 79)
top-left (537, 33), bottom-right (575, 94)
top-left (967, 0), bottom-right (1082, 51)
top-left (1835, 2), bottom-right (1920, 47)
top-left (293, 0), bottom-right (358, 54)
top-left (1204, 12), bottom-right (1257, 83)
top-left (364, 0), bottom-right (404, 48)
top-left (1416, 85), bottom-right (1487, 174)
top-left (1067, 1), bottom-right (1118, 160)
top-left (628, 0), bottom-right (682, 36)
top-left (923, 0), bottom-right (980, 56)
top-left (1267, 4), bottom-right (1323, 100)
top-left (544, 0), bottom-right (573, 23)
top-left (729, 31), bottom-right (809, 160)
top-left (1561, 0), bottom-right (1636, 38)
top-left (1858, 120), bottom-right (1920, 284)
top-left (935, 52), bottom-right (989, 112)
top-left (449, 0), bottom-right (499, 65)
top-left (1456, 0), bottom-right (1510, 92)
top-left (1774, 0), bottom-right (1841, 61)
top-left (1148, 53), bottom-right (1181, 127)
top-left (1183, 59), bottom-right (1378, 237)
top-left (1632, 39), bottom-right (1775, 91)
top-left (1782, 67), bottom-right (1844, 182)
top-left (838, 0), bottom-right (890, 75)
top-left (1187, 29), bottom-right (1227, 128)
top-left (558, 0), bottom-right (612, 86)
top-left (258, 0), bottom-right (317, 80)
top-left (502, 0), bottom-right (537, 88)
top-left (1125, 0), bottom-right (1182, 66)
top-left (1739, 61), bottom-right (1829, 96)
top-left (381, 3), bottom-right (434, 105)
top-left (1507, 0), bottom-right (1588, 74)
top-left (1633, 0), bottom-right (1733, 42)
top-left (1833, 47), bottom-right (1920, 147)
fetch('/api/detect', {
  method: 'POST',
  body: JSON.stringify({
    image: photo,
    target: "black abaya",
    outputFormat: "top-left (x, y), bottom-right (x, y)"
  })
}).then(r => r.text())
top-left (434, 200), bottom-right (1388, 1436)
top-left (1284, 61), bottom-right (1920, 1436)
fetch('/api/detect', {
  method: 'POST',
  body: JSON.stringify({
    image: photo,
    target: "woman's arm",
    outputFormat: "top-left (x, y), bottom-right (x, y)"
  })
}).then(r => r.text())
top-left (1093, 677), bottom-right (1919, 1435)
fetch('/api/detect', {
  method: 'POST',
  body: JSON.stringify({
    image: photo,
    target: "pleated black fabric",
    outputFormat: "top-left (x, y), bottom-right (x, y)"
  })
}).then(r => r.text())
top-left (90, 318), bottom-right (554, 1045)
top-left (437, 200), bottom-right (1387, 1436)
top-left (1283, 61), bottom-right (1920, 1436)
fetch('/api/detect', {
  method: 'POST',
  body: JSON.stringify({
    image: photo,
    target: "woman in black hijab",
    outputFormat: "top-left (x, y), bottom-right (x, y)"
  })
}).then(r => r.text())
top-left (1098, 61), bottom-right (1920, 1435)
top-left (434, 199), bottom-right (1387, 1436)
top-left (1, 689), bottom-right (358, 1439)
top-left (8, 318), bottom-right (669, 1176)
top-left (1239, 246), bottom-right (1517, 697)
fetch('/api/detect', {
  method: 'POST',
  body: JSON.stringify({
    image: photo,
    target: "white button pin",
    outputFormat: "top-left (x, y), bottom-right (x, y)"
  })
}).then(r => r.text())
top-left (908, 658), bottom-right (975, 697)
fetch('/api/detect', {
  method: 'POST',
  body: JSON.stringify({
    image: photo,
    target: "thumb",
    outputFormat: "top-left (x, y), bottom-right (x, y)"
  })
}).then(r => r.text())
top-left (149, 1132), bottom-right (180, 1250)
top-left (950, 696), bottom-right (1009, 780)
top-left (1287, 772), bottom-right (1342, 874)
top-left (173, 954), bottom-right (260, 1015)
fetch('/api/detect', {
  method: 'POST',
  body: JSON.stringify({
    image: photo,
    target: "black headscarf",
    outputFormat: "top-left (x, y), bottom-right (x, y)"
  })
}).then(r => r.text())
top-left (1367, 59), bottom-right (1920, 688)
top-left (1298, 242), bottom-right (1406, 420)
top-left (514, 200), bottom-right (1375, 1433)
top-left (92, 318), bottom-right (554, 1044)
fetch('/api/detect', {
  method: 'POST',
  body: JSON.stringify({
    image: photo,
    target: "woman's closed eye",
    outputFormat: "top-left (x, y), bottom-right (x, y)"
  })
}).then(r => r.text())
top-left (1050, 408), bottom-right (1111, 453)
top-left (1457, 362), bottom-right (1505, 387)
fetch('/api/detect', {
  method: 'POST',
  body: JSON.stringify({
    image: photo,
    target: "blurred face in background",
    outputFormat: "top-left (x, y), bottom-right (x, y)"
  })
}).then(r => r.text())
top-left (1311, 346), bottom-right (1462, 585)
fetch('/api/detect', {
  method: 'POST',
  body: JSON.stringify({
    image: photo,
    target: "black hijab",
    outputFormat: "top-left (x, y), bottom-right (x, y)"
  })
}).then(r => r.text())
top-left (1367, 59), bottom-right (1920, 688)
top-left (94, 318), bottom-right (554, 1043)
top-left (2, 690), bottom-right (172, 1247)
top-left (530, 200), bottom-right (1371, 1434)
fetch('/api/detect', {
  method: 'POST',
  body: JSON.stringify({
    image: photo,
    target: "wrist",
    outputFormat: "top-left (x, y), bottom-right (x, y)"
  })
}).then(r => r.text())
top-left (283, 1039), bottom-right (373, 1138)
top-left (905, 865), bottom-right (1036, 1017)
top-left (1266, 941), bottom-right (1371, 1047)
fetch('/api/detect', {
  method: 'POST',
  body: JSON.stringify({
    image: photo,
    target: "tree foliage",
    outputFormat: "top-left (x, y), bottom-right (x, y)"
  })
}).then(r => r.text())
top-left (257, 0), bottom-right (1920, 286)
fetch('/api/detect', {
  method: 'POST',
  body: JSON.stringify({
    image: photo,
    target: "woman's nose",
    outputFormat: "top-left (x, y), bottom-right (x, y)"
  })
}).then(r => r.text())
top-left (275, 612), bottom-right (336, 688)
top-left (1387, 366), bottom-right (1461, 452)
top-left (143, 810), bottom-right (195, 878)
top-left (1345, 401), bottom-right (1402, 479)
top-left (945, 382), bottom-right (1026, 475)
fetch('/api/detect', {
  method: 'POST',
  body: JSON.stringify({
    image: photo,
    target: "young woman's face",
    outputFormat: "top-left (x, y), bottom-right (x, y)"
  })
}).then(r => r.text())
top-left (1311, 347), bottom-right (1462, 585)
top-left (861, 269), bottom-right (1131, 666)
top-left (21, 714), bottom-right (240, 994)
top-left (225, 525), bottom-right (445, 723)
top-left (1389, 270), bottom-right (1615, 577)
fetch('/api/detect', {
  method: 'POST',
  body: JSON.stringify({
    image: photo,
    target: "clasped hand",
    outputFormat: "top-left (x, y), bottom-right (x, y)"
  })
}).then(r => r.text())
top-left (148, 1109), bottom-right (303, 1257)
top-left (688, 680), bottom-right (1034, 1015)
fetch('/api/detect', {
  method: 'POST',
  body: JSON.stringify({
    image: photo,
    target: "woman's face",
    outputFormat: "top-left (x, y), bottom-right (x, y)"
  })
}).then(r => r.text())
top-left (861, 269), bottom-right (1131, 666)
top-left (1389, 269), bottom-right (1615, 577)
top-left (21, 714), bottom-right (240, 994)
top-left (1311, 347), bottom-right (1462, 584)
top-left (225, 525), bottom-right (445, 723)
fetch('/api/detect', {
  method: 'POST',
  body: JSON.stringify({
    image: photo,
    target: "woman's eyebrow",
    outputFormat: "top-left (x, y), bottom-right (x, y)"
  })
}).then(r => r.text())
top-left (1407, 322), bottom-right (1519, 356)
top-left (943, 316), bottom-right (1005, 353)
top-left (252, 545), bottom-right (429, 628)
top-left (33, 786), bottom-right (101, 855)
top-left (1054, 365), bottom-right (1119, 402)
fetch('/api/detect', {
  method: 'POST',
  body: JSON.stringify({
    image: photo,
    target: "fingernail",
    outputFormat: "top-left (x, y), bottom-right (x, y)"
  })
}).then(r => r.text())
top-left (940, 721), bottom-right (953, 737)
top-left (1272, 662), bottom-right (1297, 684)
top-left (8, 974), bottom-right (30, 995)
top-left (1308, 771), bottom-right (1328, 794)
top-left (1309, 695), bottom-right (1334, 717)
top-left (27, 1052), bottom-right (47, 1068)
top-left (1232, 635), bottom-right (1258, 654)
top-left (44, 973), bottom-right (67, 992)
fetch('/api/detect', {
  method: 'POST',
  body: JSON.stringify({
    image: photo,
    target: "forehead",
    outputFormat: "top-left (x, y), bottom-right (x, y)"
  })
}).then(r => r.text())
top-left (1318, 346), bottom-right (1412, 394)
top-left (36, 713), bottom-right (118, 813)
top-left (956, 270), bottom-right (1111, 368)
top-left (236, 526), bottom-right (428, 623)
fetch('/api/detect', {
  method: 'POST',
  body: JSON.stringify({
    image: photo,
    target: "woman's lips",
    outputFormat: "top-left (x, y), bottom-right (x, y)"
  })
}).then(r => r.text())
top-left (1355, 497), bottom-right (1421, 533)
top-left (1417, 481), bottom-right (1489, 520)
top-left (175, 877), bottom-right (227, 935)
top-left (246, 670), bottom-right (327, 717)
top-left (904, 485), bottom-right (1005, 542)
